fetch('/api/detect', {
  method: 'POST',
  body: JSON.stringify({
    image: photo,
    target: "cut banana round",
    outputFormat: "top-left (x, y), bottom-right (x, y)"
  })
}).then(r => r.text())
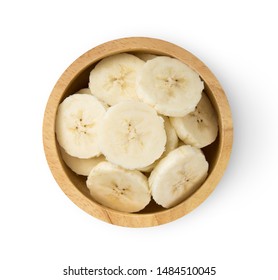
top-left (134, 52), bottom-right (157, 62)
top-left (149, 145), bottom-right (209, 208)
top-left (89, 53), bottom-right (144, 106)
top-left (137, 56), bottom-right (204, 117)
top-left (170, 93), bottom-right (218, 148)
top-left (77, 88), bottom-right (91, 94)
top-left (86, 162), bottom-right (151, 213)
top-left (163, 116), bottom-right (179, 153)
top-left (77, 87), bottom-right (110, 109)
top-left (60, 147), bottom-right (106, 176)
top-left (98, 101), bottom-right (167, 170)
top-left (55, 93), bottom-right (106, 158)
top-left (138, 116), bottom-right (178, 172)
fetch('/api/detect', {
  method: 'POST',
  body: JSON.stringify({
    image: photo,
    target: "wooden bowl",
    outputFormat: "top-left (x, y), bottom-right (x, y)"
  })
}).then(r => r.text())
top-left (43, 37), bottom-right (233, 227)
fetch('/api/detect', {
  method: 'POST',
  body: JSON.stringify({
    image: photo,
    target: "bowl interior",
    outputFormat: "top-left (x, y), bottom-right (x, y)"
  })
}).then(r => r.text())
top-left (55, 51), bottom-right (221, 214)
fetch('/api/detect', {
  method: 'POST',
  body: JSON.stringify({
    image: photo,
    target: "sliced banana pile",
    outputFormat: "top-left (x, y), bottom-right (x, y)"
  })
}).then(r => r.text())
top-left (55, 53), bottom-right (218, 213)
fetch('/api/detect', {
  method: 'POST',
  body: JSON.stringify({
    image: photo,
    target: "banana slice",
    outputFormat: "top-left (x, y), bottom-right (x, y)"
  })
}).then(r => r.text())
top-left (60, 147), bottom-right (106, 176)
top-left (138, 116), bottom-right (178, 172)
top-left (86, 162), bottom-right (151, 212)
top-left (170, 93), bottom-right (218, 148)
top-left (163, 116), bottom-right (179, 154)
top-left (137, 56), bottom-right (204, 117)
top-left (98, 101), bottom-right (166, 170)
top-left (77, 87), bottom-right (110, 109)
top-left (77, 88), bottom-right (91, 94)
top-left (149, 145), bottom-right (209, 208)
top-left (55, 93), bottom-right (106, 158)
top-left (89, 53), bottom-right (144, 106)
top-left (134, 52), bottom-right (157, 61)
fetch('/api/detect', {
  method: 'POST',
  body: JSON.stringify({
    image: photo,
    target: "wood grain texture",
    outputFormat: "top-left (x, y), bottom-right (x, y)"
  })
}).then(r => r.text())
top-left (43, 37), bottom-right (233, 227)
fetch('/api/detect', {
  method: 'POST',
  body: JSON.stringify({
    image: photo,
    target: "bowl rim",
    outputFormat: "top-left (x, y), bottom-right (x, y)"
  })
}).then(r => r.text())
top-left (43, 37), bottom-right (233, 227)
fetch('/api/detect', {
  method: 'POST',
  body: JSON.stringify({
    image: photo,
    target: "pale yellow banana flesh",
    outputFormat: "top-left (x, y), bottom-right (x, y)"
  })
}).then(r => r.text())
top-left (170, 93), bottom-right (218, 148)
top-left (137, 56), bottom-right (204, 117)
top-left (86, 162), bottom-right (150, 213)
top-left (60, 147), bottom-right (105, 176)
top-left (89, 53), bottom-right (144, 106)
top-left (98, 101), bottom-right (167, 170)
top-left (55, 93), bottom-right (106, 159)
top-left (149, 145), bottom-right (209, 208)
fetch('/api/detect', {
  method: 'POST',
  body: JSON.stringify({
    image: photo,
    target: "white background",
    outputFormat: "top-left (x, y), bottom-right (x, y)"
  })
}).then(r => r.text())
top-left (1, 0), bottom-right (277, 279)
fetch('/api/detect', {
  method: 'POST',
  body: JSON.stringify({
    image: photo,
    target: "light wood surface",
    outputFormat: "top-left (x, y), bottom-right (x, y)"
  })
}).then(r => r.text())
top-left (43, 37), bottom-right (233, 227)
